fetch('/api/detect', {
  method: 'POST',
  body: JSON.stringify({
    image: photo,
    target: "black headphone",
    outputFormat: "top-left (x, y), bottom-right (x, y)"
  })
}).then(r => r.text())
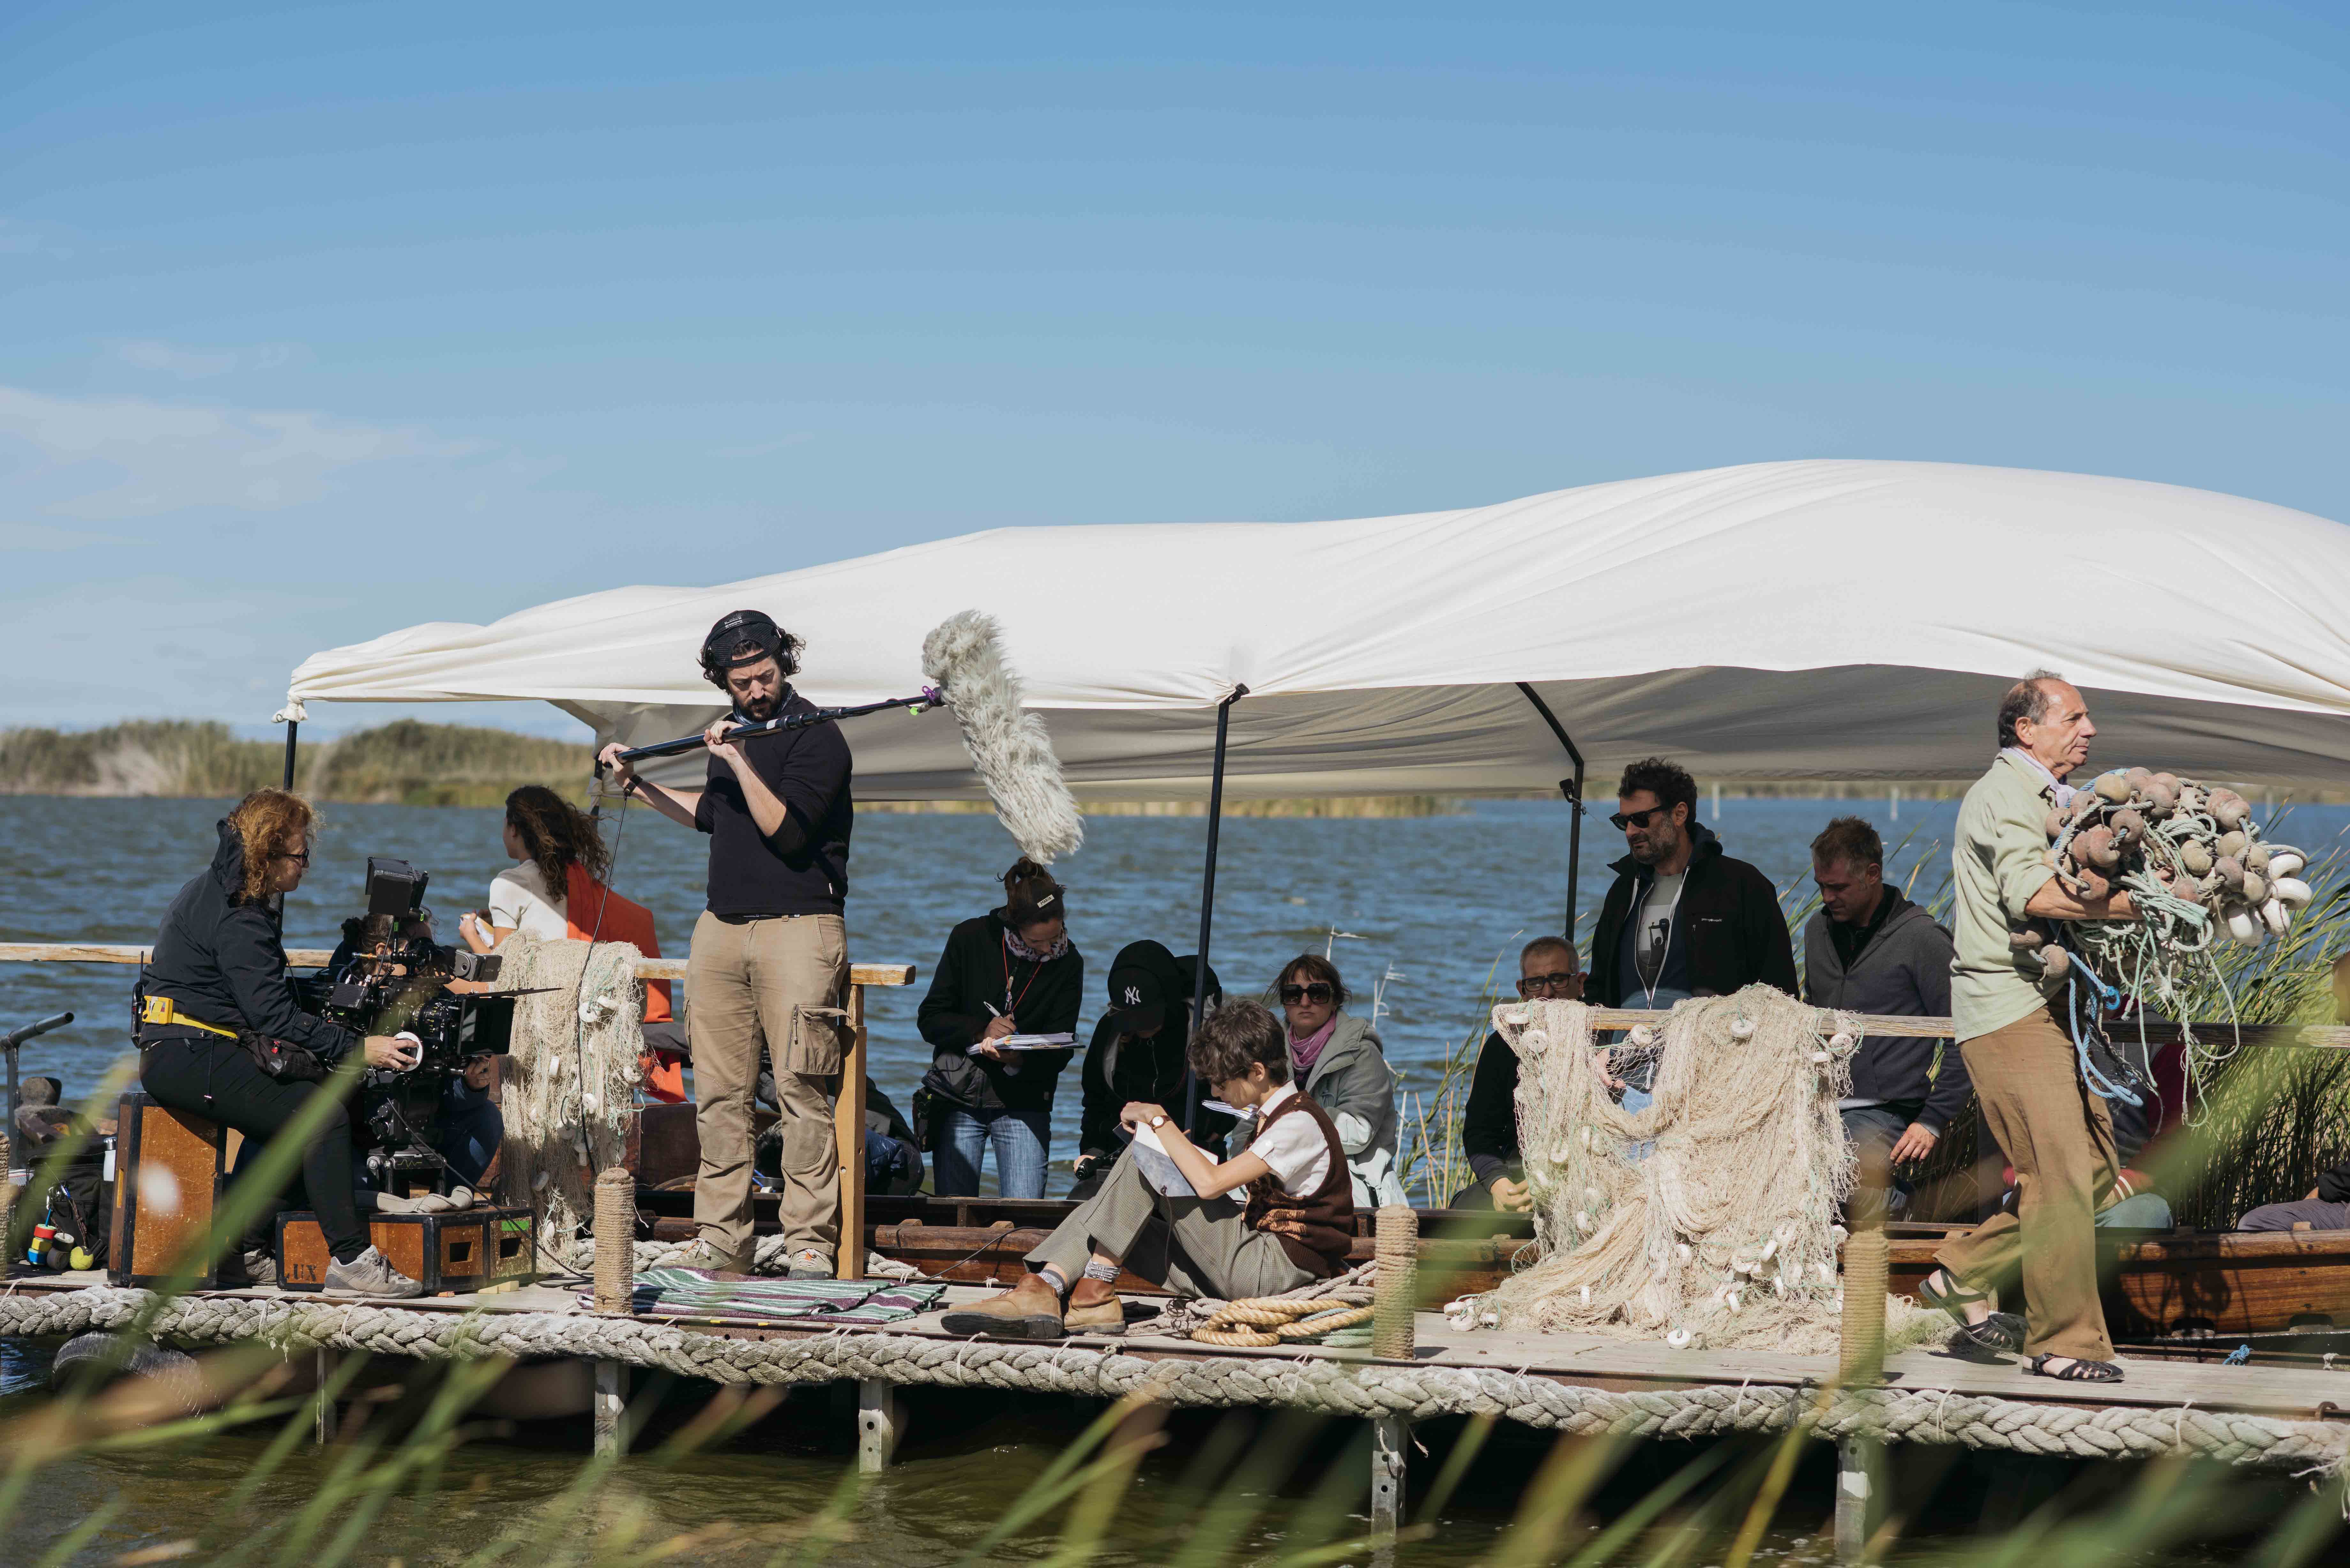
top-left (699, 609), bottom-right (788, 687)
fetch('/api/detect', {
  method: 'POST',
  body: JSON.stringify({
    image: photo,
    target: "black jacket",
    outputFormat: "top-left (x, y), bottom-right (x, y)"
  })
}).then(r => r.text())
top-left (1801, 889), bottom-right (1974, 1135)
top-left (144, 821), bottom-right (360, 1063)
top-left (916, 911), bottom-right (1083, 1113)
top-left (1074, 942), bottom-right (1232, 1157)
top-left (1460, 1030), bottom-right (1521, 1186)
top-left (1587, 822), bottom-right (1798, 1007)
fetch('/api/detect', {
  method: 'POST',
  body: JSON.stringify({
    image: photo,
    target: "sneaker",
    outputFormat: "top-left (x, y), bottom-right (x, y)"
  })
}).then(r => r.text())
top-left (785, 1248), bottom-right (833, 1281)
top-left (939, 1274), bottom-right (1066, 1340)
top-left (322, 1245), bottom-right (425, 1299)
top-left (215, 1246), bottom-right (277, 1289)
top-left (1061, 1278), bottom-right (1124, 1334)
top-left (666, 1238), bottom-right (752, 1274)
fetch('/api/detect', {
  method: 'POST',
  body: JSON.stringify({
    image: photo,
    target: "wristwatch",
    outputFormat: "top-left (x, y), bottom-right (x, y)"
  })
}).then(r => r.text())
top-left (1147, 1114), bottom-right (1168, 1130)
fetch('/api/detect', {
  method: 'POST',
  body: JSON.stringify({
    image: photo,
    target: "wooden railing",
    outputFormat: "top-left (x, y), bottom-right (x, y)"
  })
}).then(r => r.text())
top-left (0, 940), bottom-right (919, 1281)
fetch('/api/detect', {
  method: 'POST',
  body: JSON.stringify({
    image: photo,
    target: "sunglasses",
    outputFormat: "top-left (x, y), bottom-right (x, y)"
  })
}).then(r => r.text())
top-left (1516, 971), bottom-right (1583, 995)
top-left (275, 849), bottom-right (312, 866)
top-left (1608, 804), bottom-right (1673, 832)
top-left (1279, 983), bottom-right (1336, 1005)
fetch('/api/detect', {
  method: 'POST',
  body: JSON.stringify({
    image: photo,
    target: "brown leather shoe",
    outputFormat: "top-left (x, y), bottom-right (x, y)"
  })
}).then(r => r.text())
top-left (1062, 1278), bottom-right (1124, 1333)
top-left (940, 1273), bottom-right (1066, 1339)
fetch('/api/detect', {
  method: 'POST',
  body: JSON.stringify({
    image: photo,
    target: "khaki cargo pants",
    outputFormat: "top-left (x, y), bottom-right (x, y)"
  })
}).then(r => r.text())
top-left (1934, 1002), bottom-right (2120, 1361)
top-left (688, 910), bottom-right (850, 1261)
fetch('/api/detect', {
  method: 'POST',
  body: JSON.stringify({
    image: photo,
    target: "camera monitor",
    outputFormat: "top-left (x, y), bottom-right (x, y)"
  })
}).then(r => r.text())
top-left (364, 856), bottom-right (430, 920)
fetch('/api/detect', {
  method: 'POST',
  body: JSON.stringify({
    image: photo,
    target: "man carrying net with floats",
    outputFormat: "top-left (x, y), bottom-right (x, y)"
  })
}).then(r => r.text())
top-left (1920, 672), bottom-right (2141, 1382)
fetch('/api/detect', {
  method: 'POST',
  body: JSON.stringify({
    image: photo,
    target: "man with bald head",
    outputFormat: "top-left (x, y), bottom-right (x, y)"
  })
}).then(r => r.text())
top-left (1919, 671), bottom-right (2147, 1383)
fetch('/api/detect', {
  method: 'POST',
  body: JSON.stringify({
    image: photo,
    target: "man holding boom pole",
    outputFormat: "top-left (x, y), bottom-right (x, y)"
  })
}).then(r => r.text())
top-left (598, 610), bottom-right (855, 1279)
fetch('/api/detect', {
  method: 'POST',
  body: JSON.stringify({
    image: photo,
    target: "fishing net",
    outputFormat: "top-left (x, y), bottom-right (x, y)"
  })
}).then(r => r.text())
top-left (491, 935), bottom-right (647, 1272)
top-left (2039, 770), bottom-right (2311, 1104)
top-left (1477, 987), bottom-right (1944, 1354)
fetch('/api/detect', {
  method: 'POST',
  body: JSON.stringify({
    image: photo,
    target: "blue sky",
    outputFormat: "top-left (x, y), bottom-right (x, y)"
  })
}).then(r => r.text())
top-left (3, 2), bottom-right (2343, 735)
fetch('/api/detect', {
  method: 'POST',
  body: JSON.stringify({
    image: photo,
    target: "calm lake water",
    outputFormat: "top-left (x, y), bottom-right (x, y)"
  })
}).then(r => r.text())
top-left (4, 790), bottom-right (2343, 1565)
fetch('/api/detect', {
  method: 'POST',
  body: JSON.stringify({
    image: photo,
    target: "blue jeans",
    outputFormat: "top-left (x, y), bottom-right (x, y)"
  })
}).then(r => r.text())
top-left (935, 1107), bottom-right (1050, 1198)
top-left (433, 1081), bottom-right (505, 1188)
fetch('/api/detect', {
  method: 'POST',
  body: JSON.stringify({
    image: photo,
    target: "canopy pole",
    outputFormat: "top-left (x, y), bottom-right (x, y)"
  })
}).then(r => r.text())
top-left (281, 720), bottom-right (299, 791)
top-left (1183, 685), bottom-right (1247, 1132)
top-left (1515, 683), bottom-right (1587, 939)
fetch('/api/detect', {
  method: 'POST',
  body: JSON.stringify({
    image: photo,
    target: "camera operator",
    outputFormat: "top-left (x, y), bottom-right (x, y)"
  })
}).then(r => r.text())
top-left (137, 789), bottom-right (426, 1297)
top-left (597, 609), bottom-right (854, 1278)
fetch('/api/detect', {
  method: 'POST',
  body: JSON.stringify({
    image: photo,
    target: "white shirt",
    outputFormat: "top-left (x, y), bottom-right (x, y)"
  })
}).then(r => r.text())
top-left (1240, 1082), bottom-right (1334, 1197)
top-left (488, 862), bottom-right (568, 941)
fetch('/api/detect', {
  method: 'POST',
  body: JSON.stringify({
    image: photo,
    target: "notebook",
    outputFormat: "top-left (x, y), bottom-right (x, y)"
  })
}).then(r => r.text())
top-left (1128, 1119), bottom-right (1197, 1197)
top-left (966, 1031), bottom-right (1077, 1053)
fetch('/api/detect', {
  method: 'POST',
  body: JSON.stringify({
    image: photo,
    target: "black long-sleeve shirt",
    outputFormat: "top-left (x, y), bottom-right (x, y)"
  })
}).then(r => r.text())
top-left (916, 912), bottom-right (1083, 1113)
top-left (694, 688), bottom-right (853, 917)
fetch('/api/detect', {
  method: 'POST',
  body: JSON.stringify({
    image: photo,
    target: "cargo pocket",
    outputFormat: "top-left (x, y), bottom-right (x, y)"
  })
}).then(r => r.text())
top-left (783, 1004), bottom-right (852, 1074)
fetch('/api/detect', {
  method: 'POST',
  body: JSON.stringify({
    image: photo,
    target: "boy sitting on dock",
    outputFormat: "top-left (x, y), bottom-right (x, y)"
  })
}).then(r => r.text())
top-left (942, 999), bottom-right (1355, 1339)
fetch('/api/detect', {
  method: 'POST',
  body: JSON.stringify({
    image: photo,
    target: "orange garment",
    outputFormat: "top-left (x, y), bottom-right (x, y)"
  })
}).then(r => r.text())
top-left (566, 865), bottom-right (685, 1102)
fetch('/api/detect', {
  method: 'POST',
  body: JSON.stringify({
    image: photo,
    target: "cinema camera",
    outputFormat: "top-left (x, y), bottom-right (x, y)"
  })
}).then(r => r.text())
top-left (297, 856), bottom-right (523, 1194)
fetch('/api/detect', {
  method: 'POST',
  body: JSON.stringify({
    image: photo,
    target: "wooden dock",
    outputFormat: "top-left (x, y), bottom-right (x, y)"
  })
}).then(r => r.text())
top-left (5, 1271), bottom-right (2346, 1502)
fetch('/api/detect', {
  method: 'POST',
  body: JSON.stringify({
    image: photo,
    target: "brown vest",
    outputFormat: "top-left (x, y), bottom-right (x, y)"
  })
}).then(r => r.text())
top-left (1241, 1090), bottom-right (1356, 1278)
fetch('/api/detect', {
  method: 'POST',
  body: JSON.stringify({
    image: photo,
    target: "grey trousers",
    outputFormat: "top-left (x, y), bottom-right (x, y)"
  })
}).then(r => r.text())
top-left (1024, 1147), bottom-right (1315, 1300)
top-left (2239, 1198), bottom-right (2350, 1233)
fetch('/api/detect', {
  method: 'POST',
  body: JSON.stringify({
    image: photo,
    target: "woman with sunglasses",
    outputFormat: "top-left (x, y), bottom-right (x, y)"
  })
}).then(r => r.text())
top-left (136, 789), bottom-right (425, 1297)
top-left (1451, 935), bottom-right (1583, 1210)
top-left (1233, 954), bottom-right (1409, 1208)
top-left (916, 857), bottom-right (1085, 1197)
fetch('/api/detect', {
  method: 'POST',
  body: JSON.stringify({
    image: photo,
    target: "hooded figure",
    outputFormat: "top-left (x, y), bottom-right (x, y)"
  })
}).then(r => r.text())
top-left (1071, 940), bottom-right (1231, 1194)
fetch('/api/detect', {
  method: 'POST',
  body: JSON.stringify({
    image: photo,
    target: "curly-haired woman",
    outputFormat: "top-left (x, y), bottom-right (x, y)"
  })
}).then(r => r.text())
top-left (138, 789), bottom-right (424, 1297)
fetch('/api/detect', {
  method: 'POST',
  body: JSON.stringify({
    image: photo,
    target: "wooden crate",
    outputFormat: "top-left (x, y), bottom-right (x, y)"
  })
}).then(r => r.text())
top-left (108, 1093), bottom-right (228, 1288)
top-left (276, 1205), bottom-right (534, 1294)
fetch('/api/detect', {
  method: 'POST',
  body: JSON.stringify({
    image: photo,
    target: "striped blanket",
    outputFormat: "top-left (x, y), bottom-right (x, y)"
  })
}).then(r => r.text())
top-left (599, 1270), bottom-right (948, 1327)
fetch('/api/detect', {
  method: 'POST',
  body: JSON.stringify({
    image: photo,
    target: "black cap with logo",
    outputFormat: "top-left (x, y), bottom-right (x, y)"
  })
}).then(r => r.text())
top-left (699, 609), bottom-right (786, 684)
top-left (1103, 962), bottom-right (1168, 1032)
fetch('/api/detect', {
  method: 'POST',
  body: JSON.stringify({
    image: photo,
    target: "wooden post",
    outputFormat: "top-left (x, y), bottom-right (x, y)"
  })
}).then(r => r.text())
top-left (857, 1377), bottom-right (898, 1472)
top-left (1373, 1206), bottom-right (1417, 1360)
top-left (593, 1360), bottom-right (628, 1457)
top-left (1370, 1414), bottom-right (1407, 1543)
top-left (593, 1165), bottom-right (634, 1313)
top-left (1834, 1436), bottom-right (1882, 1564)
top-left (835, 983), bottom-right (868, 1281)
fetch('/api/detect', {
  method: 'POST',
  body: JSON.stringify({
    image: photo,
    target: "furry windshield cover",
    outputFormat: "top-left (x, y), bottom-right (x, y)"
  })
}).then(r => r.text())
top-left (921, 609), bottom-right (1085, 865)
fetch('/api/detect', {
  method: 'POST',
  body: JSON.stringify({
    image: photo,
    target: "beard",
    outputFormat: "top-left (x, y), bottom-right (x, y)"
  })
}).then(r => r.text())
top-left (738, 689), bottom-right (782, 722)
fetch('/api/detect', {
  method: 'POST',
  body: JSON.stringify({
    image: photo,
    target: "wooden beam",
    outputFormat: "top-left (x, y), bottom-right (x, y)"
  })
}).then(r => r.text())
top-left (836, 984), bottom-right (869, 1281)
top-left (0, 941), bottom-right (916, 989)
top-left (1576, 1005), bottom-right (2350, 1050)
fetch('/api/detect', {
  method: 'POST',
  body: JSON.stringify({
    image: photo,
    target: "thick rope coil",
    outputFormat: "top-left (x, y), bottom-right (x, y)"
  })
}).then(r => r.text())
top-left (2, 1287), bottom-right (2341, 1474)
top-left (1276, 1304), bottom-right (1375, 1339)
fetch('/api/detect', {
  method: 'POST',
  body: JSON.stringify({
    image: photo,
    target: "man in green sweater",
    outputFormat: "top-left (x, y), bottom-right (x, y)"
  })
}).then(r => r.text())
top-left (1920, 671), bottom-right (2144, 1383)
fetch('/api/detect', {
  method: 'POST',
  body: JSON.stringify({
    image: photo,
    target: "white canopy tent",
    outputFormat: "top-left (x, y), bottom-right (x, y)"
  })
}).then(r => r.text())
top-left (289, 458), bottom-right (2350, 803)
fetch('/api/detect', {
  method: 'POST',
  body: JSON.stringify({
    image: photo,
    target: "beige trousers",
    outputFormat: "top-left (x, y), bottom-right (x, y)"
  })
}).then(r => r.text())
top-left (687, 910), bottom-right (850, 1259)
top-left (1934, 1003), bottom-right (2120, 1361)
top-left (1024, 1147), bottom-right (1314, 1301)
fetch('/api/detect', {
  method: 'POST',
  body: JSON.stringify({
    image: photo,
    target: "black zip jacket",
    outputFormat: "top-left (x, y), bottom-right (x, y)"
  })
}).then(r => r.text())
top-left (916, 911), bottom-right (1083, 1113)
top-left (1460, 1030), bottom-right (1521, 1186)
top-left (1586, 822), bottom-right (1798, 1007)
top-left (1075, 943), bottom-right (1232, 1157)
top-left (144, 821), bottom-right (360, 1063)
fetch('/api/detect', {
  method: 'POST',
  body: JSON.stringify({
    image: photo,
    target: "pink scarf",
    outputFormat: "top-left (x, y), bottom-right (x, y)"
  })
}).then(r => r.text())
top-left (1290, 1015), bottom-right (1339, 1074)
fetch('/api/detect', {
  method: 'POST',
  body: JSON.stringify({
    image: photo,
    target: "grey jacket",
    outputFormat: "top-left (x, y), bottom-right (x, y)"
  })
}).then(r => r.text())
top-left (1232, 1012), bottom-right (1409, 1208)
top-left (1802, 892), bottom-right (1974, 1135)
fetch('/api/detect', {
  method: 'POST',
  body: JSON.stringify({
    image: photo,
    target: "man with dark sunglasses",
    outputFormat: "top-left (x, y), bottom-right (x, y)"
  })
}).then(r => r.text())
top-left (1587, 757), bottom-right (1796, 1105)
top-left (1449, 935), bottom-right (1582, 1210)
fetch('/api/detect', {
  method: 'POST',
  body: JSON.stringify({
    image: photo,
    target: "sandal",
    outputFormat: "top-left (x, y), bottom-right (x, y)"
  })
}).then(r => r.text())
top-left (2027, 1353), bottom-right (2124, 1382)
top-left (1918, 1269), bottom-right (2025, 1358)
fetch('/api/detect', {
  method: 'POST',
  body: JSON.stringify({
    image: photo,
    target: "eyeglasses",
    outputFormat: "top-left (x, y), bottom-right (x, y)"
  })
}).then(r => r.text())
top-left (1516, 972), bottom-right (1583, 996)
top-left (275, 849), bottom-right (312, 866)
top-left (1279, 983), bottom-right (1336, 1005)
top-left (1608, 805), bottom-right (1671, 832)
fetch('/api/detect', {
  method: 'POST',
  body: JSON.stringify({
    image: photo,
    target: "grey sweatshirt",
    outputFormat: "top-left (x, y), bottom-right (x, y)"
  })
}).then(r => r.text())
top-left (1802, 892), bottom-right (1974, 1135)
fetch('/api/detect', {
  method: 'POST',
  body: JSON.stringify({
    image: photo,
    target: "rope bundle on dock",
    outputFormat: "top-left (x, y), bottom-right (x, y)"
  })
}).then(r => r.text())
top-left (1485, 991), bottom-right (1943, 1355)
top-left (1, 1286), bottom-right (2339, 1475)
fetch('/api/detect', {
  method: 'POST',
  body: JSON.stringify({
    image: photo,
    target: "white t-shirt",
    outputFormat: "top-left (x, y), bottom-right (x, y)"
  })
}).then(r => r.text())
top-left (489, 862), bottom-right (568, 941)
top-left (1241, 1082), bottom-right (1334, 1196)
